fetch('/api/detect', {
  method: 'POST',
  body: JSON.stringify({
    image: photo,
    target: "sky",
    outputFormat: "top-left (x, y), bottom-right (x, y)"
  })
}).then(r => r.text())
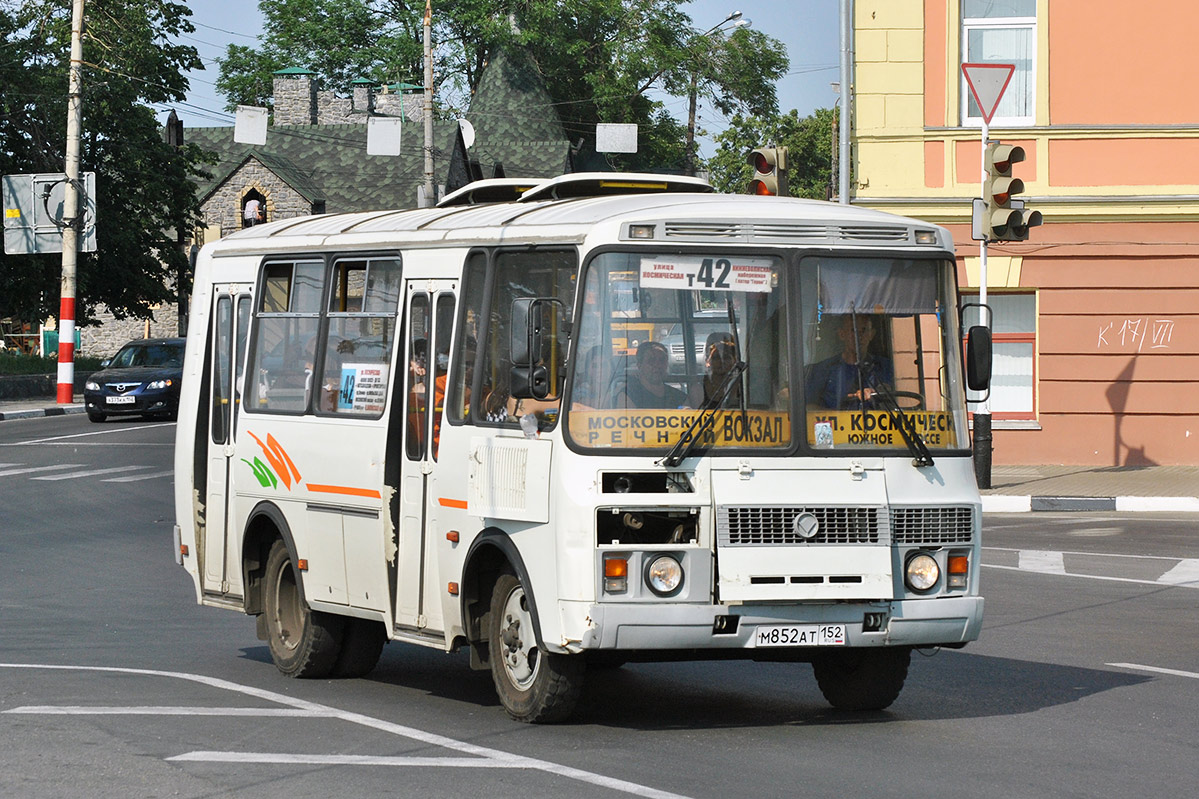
top-left (161, 0), bottom-right (843, 159)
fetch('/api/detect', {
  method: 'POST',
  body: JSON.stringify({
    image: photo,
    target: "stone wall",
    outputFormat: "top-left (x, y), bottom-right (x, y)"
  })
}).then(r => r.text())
top-left (80, 303), bottom-right (180, 358)
top-left (202, 160), bottom-right (312, 237)
top-left (374, 93), bottom-right (425, 123)
top-left (273, 75), bottom-right (316, 125)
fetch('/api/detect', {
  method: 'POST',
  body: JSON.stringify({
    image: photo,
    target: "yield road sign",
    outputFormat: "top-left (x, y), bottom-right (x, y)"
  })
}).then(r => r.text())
top-left (961, 63), bottom-right (1015, 124)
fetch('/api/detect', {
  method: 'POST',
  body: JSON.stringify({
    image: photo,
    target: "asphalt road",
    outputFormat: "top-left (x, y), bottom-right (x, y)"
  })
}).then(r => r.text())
top-left (0, 414), bottom-right (1195, 798)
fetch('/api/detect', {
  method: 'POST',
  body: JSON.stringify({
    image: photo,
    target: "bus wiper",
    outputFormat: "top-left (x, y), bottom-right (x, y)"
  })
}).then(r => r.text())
top-left (658, 361), bottom-right (747, 468)
top-left (867, 376), bottom-right (934, 468)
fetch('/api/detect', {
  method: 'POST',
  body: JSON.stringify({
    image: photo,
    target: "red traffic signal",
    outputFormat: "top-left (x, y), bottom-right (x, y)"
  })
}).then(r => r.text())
top-left (982, 141), bottom-right (1042, 241)
top-left (747, 146), bottom-right (788, 196)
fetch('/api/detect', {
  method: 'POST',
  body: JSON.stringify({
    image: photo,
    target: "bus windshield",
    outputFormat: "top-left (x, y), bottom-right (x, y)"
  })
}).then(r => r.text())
top-left (565, 251), bottom-right (968, 457)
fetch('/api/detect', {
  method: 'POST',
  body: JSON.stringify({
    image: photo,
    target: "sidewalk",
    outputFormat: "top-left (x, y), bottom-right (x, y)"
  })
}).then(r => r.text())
top-left (0, 397), bottom-right (86, 421)
top-left (1, 397), bottom-right (1195, 511)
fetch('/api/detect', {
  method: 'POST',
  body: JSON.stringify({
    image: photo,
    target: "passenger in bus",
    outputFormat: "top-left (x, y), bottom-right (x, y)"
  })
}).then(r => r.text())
top-left (614, 340), bottom-right (686, 409)
top-left (805, 314), bottom-right (894, 409)
top-left (688, 332), bottom-right (741, 408)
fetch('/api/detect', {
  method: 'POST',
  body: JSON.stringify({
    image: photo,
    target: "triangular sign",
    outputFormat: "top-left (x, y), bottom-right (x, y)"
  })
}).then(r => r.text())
top-left (961, 63), bottom-right (1015, 124)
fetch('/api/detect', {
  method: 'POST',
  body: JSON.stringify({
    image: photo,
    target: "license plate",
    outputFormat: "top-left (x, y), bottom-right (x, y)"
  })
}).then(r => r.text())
top-left (105, 395), bottom-right (136, 405)
top-left (753, 624), bottom-right (846, 647)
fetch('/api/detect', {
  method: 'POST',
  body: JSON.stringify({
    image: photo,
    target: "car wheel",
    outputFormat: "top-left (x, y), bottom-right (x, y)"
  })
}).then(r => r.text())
top-left (262, 539), bottom-right (344, 677)
top-left (488, 572), bottom-right (583, 723)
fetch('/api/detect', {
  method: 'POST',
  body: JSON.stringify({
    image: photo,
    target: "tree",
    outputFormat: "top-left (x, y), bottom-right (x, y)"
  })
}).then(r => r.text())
top-left (215, 1), bottom-right (790, 173)
top-left (216, 0), bottom-right (424, 110)
top-left (707, 108), bottom-right (841, 200)
top-left (0, 0), bottom-right (208, 326)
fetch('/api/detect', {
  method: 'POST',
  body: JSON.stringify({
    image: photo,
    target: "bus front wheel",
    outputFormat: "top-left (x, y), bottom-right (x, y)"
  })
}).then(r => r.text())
top-left (263, 539), bottom-right (344, 678)
top-left (488, 572), bottom-right (583, 723)
top-left (812, 647), bottom-right (911, 711)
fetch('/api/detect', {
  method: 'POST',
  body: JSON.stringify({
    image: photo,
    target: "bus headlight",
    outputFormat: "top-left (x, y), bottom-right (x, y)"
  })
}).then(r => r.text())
top-left (905, 553), bottom-right (940, 593)
top-left (645, 554), bottom-right (683, 597)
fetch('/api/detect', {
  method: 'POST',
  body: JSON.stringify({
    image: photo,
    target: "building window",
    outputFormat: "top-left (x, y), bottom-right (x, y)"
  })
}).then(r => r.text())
top-left (961, 0), bottom-right (1036, 126)
top-left (962, 291), bottom-right (1036, 420)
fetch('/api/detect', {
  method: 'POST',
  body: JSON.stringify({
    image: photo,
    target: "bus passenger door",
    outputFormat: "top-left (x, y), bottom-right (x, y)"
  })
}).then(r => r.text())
top-left (203, 289), bottom-right (252, 597)
top-left (394, 282), bottom-right (455, 632)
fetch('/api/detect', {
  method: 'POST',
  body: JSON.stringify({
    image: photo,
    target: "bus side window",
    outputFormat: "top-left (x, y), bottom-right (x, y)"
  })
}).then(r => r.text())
top-left (247, 260), bottom-right (325, 414)
top-left (447, 252), bottom-right (487, 424)
top-left (471, 249), bottom-right (574, 427)
top-left (319, 257), bottom-right (401, 416)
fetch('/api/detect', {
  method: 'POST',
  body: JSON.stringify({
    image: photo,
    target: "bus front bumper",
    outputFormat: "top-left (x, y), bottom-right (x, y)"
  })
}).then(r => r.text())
top-left (572, 596), bottom-right (983, 652)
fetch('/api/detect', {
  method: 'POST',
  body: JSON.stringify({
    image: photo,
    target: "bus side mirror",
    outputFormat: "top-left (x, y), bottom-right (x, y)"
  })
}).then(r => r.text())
top-left (965, 325), bottom-right (992, 391)
top-left (511, 298), bottom-right (554, 400)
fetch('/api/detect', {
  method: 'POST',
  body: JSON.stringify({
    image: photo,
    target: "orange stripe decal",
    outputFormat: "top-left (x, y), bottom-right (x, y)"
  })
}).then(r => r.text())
top-left (439, 497), bottom-right (469, 509)
top-left (307, 484), bottom-right (382, 499)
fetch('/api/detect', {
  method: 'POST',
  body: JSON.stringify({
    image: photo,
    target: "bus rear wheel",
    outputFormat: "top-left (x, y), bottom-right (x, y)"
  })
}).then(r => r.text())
top-left (488, 572), bottom-right (583, 723)
top-left (263, 539), bottom-right (344, 678)
top-left (812, 647), bottom-right (911, 711)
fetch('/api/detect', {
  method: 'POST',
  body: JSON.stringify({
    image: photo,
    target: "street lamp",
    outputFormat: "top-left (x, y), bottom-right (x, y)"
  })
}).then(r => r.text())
top-left (685, 11), bottom-right (752, 176)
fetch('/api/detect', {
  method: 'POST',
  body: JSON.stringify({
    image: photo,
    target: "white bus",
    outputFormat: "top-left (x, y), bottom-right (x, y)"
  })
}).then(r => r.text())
top-left (174, 174), bottom-right (990, 722)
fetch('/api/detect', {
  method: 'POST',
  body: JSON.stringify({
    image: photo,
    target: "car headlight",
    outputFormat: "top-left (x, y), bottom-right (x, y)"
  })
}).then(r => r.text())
top-left (147, 379), bottom-right (174, 390)
top-left (905, 553), bottom-right (940, 593)
top-left (85, 381), bottom-right (100, 391)
top-left (645, 554), bottom-right (684, 597)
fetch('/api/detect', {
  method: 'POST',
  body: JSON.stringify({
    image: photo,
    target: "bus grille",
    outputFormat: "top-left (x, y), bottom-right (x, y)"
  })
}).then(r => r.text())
top-left (890, 506), bottom-right (975, 545)
top-left (661, 222), bottom-right (915, 244)
top-left (718, 506), bottom-right (885, 546)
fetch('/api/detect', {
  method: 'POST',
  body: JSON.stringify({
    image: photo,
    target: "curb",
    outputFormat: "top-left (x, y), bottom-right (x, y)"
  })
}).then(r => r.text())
top-left (983, 495), bottom-right (1199, 513)
top-left (0, 405), bottom-right (86, 421)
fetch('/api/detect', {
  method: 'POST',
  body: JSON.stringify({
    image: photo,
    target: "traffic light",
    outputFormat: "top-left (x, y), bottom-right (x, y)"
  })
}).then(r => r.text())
top-left (748, 146), bottom-right (789, 196)
top-left (982, 141), bottom-right (1042, 241)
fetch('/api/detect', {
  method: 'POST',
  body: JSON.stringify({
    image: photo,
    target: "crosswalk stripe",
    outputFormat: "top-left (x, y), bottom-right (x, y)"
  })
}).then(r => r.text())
top-left (1018, 550), bottom-right (1065, 573)
top-left (102, 470), bottom-right (174, 483)
top-left (1158, 559), bottom-right (1199, 586)
top-left (0, 464), bottom-right (84, 477)
top-left (31, 465), bottom-right (155, 481)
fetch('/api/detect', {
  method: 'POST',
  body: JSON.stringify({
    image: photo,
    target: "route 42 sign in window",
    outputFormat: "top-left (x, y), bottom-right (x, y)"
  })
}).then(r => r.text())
top-left (639, 255), bottom-right (774, 293)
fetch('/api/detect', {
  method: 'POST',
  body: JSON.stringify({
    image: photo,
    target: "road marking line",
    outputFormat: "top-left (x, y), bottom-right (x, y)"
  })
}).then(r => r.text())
top-left (0, 464), bottom-right (84, 477)
top-left (1018, 550), bottom-right (1065, 573)
top-left (21, 442), bottom-right (175, 448)
top-left (1108, 662), bottom-right (1199, 680)
top-left (983, 564), bottom-right (1199, 589)
top-left (7, 706), bottom-right (324, 717)
top-left (13, 424), bottom-right (163, 444)
top-left (0, 663), bottom-right (693, 799)
top-left (1157, 558), bottom-right (1199, 586)
top-left (170, 753), bottom-right (526, 768)
top-left (102, 470), bottom-right (174, 483)
top-left (32, 465), bottom-right (155, 481)
top-left (985, 546), bottom-right (1188, 563)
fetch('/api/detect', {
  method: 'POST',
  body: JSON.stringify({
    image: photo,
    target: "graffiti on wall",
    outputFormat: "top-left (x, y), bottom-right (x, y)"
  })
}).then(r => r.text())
top-left (1097, 318), bottom-right (1175, 350)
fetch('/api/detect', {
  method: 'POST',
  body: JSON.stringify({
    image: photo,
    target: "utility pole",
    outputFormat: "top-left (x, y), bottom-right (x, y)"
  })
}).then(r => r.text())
top-left (421, 0), bottom-right (435, 207)
top-left (57, 0), bottom-right (85, 404)
top-left (838, 0), bottom-right (853, 204)
top-left (166, 109), bottom-right (187, 337)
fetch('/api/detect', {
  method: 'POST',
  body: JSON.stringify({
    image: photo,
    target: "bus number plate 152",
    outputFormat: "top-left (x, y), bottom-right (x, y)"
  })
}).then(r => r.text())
top-left (753, 624), bottom-right (846, 647)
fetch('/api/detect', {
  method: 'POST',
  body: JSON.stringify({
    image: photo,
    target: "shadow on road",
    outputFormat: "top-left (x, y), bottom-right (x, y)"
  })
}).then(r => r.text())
top-left (241, 644), bottom-right (1149, 729)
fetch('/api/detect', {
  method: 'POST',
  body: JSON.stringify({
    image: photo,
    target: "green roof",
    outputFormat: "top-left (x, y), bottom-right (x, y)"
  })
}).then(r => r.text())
top-left (189, 48), bottom-right (572, 212)
top-left (273, 67), bottom-right (317, 76)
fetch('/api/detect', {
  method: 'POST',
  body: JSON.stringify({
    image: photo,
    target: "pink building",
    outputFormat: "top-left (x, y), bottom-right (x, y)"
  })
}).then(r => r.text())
top-left (852, 0), bottom-right (1199, 465)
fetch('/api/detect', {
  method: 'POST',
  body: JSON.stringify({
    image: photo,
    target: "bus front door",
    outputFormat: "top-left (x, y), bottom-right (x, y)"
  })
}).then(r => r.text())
top-left (202, 289), bottom-right (252, 598)
top-left (394, 282), bottom-right (456, 634)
